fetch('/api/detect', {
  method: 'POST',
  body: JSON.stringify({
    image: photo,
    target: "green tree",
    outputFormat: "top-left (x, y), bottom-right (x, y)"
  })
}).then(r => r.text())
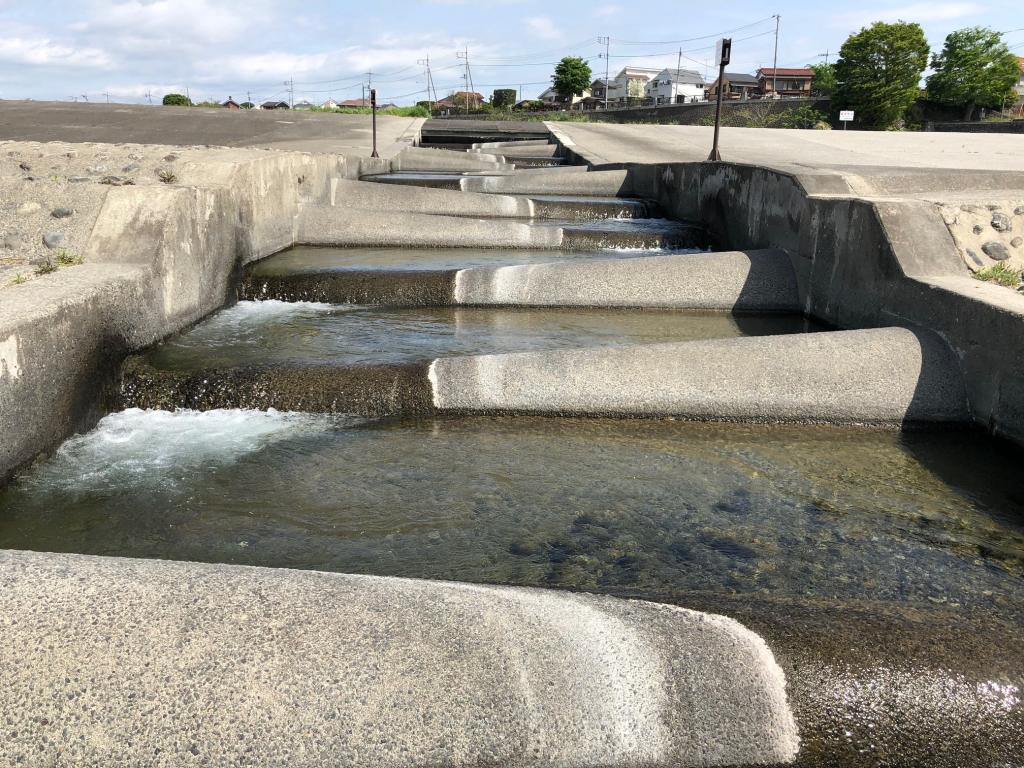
top-left (552, 56), bottom-right (592, 100)
top-left (834, 21), bottom-right (929, 129)
top-left (492, 88), bottom-right (517, 110)
top-left (162, 93), bottom-right (191, 106)
top-left (240, 102), bottom-right (254, 109)
top-left (809, 62), bottom-right (837, 96)
top-left (927, 27), bottom-right (1021, 120)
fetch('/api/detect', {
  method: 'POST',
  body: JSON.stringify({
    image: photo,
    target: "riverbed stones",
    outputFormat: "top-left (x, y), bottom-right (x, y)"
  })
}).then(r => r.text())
top-left (16, 201), bottom-right (40, 215)
top-left (42, 232), bottom-right (65, 249)
top-left (982, 241), bottom-right (1010, 261)
top-left (51, 207), bottom-right (73, 219)
top-left (991, 212), bottom-right (1012, 232)
top-left (1012, 237), bottom-right (1023, 249)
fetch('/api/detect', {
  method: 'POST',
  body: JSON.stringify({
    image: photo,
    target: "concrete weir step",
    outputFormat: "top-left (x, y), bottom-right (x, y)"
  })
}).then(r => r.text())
top-left (392, 146), bottom-right (509, 173)
top-left (0, 549), bottom-right (799, 767)
top-left (462, 168), bottom-right (631, 196)
top-left (431, 327), bottom-right (972, 424)
top-left (240, 249), bottom-right (797, 311)
top-left (121, 323), bottom-right (969, 426)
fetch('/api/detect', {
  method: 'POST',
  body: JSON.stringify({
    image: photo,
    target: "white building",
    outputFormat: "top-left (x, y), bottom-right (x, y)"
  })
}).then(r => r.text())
top-left (644, 68), bottom-right (706, 104)
top-left (606, 66), bottom-right (662, 104)
top-left (536, 85), bottom-right (590, 108)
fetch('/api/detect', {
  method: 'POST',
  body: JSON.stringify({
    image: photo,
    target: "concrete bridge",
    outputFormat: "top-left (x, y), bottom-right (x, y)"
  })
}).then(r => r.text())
top-left (1, 103), bottom-right (1023, 766)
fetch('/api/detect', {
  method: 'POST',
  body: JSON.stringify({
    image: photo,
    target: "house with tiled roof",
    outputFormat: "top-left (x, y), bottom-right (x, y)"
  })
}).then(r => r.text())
top-left (756, 67), bottom-right (813, 98)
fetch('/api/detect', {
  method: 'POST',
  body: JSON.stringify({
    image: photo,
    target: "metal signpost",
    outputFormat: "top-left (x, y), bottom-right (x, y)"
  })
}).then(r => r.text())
top-left (707, 37), bottom-right (731, 162)
top-left (839, 109), bottom-right (854, 130)
top-left (370, 88), bottom-right (379, 159)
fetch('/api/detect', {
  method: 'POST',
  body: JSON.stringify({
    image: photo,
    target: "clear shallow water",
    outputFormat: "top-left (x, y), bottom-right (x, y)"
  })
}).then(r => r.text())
top-left (248, 246), bottom-right (698, 275)
top-left (1, 410), bottom-right (1022, 618)
top-left (141, 301), bottom-right (820, 370)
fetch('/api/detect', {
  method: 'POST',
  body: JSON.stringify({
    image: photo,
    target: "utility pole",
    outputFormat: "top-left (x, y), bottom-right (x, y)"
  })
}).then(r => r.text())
top-left (817, 49), bottom-right (831, 65)
top-left (283, 78), bottom-right (294, 108)
top-left (597, 36), bottom-right (610, 108)
top-left (145, 90), bottom-right (152, 105)
top-left (456, 47), bottom-right (472, 111)
top-left (417, 56), bottom-right (436, 111)
top-left (246, 90), bottom-right (251, 109)
top-left (675, 48), bottom-right (683, 105)
top-left (771, 14), bottom-right (780, 98)
top-left (102, 92), bottom-right (110, 104)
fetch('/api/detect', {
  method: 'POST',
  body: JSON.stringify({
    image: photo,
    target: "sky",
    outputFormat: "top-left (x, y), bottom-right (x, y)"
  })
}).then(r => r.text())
top-left (0, 0), bottom-right (1022, 106)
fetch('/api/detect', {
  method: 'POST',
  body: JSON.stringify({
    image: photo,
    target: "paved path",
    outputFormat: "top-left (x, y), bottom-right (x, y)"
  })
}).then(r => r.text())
top-left (552, 122), bottom-right (1024, 196)
top-left (0, 100), bottom-right (419, 155)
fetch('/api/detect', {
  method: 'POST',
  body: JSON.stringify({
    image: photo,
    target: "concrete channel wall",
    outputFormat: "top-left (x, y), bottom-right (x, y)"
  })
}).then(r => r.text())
top-left (0, 149), bottom-right (376, 483)
top-left (609, 160), bottom-right (1024, 445)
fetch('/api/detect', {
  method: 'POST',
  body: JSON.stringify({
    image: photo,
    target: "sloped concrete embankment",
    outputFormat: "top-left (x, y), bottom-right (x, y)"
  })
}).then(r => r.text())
top-left (620, 160), bottom-right (1024, 443)
top-left (0, 149), bottom-right (359, 483)
top-left (0, 549), bottom-right (800, 767)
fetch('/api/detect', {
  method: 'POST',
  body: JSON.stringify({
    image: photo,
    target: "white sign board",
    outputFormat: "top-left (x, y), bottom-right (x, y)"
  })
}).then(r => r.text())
top-left (839, 110), bottom-right (854, 122)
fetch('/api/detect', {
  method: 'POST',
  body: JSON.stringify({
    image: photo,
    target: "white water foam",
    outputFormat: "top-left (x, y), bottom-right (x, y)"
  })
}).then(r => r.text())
top-left (23, 408), bottom-right (341, 492)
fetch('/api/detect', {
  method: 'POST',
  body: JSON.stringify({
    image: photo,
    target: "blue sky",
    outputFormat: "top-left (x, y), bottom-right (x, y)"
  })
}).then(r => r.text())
top-left (0, 0), bottom-right (1021, 105)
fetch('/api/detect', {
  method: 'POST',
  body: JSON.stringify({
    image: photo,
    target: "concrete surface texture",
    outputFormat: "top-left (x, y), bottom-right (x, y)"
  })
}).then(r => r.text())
top-left (461, 168), bottom-right (630, 195)
top-left (0, 549), bottom-right (799, 768)
top-left (454, 249), bottom-right (801, 310)
top-left (430, 327), bottom-right (971, 424)
top-left (392, 146), bottom-right (508, 172)
top-left (0, 100), bottom-right (421, 156)
top-left (296, 207), bottom-right (563, 248)
top-left (325, 179), bottom-right (534, 217)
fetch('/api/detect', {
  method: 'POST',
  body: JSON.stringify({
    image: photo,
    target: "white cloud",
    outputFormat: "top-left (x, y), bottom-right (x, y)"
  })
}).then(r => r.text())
top-left (0, 37), bottom-right (111, 68)
top-left (595, 4), bottom-right (622, 17)
top-left (833, 2), bottom-right (984, 27)
top-left (525, 15), bottom-right (563, 41)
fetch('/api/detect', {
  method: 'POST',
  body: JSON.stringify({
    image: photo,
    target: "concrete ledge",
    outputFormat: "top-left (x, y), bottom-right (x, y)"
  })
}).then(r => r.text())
top-left (0, 549), bottom-right (799, 767)
top-left (295, 208), bottom-right (563, 248)
top-left (393, 146), bottom-right (509, 172)
top-left (454, 249), bottom-right (801, 310)
top-left (325, 179), bottom-right (534, 217)
top-left (430, 327), bottom-right (971, 423)
top-left (461, 169), bottom-right (630, 195)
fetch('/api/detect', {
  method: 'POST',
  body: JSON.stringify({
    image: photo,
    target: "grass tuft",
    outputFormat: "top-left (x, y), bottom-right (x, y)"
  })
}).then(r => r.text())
top-left (34, 260), bottom-right (58, 275)
top-left (9, 273), bottom-right (27, 285)
top-left (974, 262), bottom-right (1022, 288)
top-left (56, 249), bottom-right (84, 266)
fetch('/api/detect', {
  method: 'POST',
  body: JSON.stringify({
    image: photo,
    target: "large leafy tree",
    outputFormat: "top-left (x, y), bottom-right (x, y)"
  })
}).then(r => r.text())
top-left (834, 21), bottom-right (929, 129)
top-left (552, 56), bottom-right (592, 100)
top-left (492, 88), bottom-right (517, 110)
top-left (809, 62), bottom-right (837, 96)
top-left (927, 27), bottom-right (1021, 120)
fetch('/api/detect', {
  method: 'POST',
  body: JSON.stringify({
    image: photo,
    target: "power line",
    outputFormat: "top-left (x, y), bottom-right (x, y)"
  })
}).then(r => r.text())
top-left (611, 16), bottom-right (777, 46)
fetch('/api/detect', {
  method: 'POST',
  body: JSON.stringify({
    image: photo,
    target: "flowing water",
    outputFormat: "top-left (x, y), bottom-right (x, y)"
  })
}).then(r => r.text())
top-left (139, 301), bottom-right (821, 370)
top-left (1, 411), bottom-right (1022, 622)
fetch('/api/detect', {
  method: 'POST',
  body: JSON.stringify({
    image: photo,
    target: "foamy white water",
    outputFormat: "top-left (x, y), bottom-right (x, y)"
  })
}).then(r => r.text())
top-left (23, 408), bottom-right (340, 492)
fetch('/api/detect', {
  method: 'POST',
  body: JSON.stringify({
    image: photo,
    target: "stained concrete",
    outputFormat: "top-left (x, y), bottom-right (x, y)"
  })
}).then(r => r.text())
top-left (392, 146), bottom-right (509, 172)
top-left (430, 327), bottom-right (971, 424)
top-left (455, 249), bottom-right (801, 310)
top-left (0, 549), bottom-right (799, 768)
top-left (326, 179), bottom-right (534, 217)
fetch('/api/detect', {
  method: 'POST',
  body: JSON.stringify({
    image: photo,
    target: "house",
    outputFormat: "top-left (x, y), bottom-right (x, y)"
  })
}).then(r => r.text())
top-left (1016, 57), bottom-right (1024, 98)
top-left (261, 101), bottom-right (290, 110)
top-left (708, 72), bottom-right (760, 100)
top-left (222, 98), bottom-right (240, 109)
top-left (587, 78), bottom-right (611, 104)
top-left (757, 68), bottom-right (813, 98)
top-left (292, 100), bottom-right (315, 110)
top-left (607, 66), bottom-right (662, 104)
top-left (321, 99), bottom-right (339, 109)
top-left (644, 68), bottom-right (705, 104)
top-left (536, 85), bottom-right (591, 109)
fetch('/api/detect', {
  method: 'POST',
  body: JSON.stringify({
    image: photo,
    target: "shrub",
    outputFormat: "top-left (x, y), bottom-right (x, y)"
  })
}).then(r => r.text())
top-left (162, 93), bottom-right (191, 106)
